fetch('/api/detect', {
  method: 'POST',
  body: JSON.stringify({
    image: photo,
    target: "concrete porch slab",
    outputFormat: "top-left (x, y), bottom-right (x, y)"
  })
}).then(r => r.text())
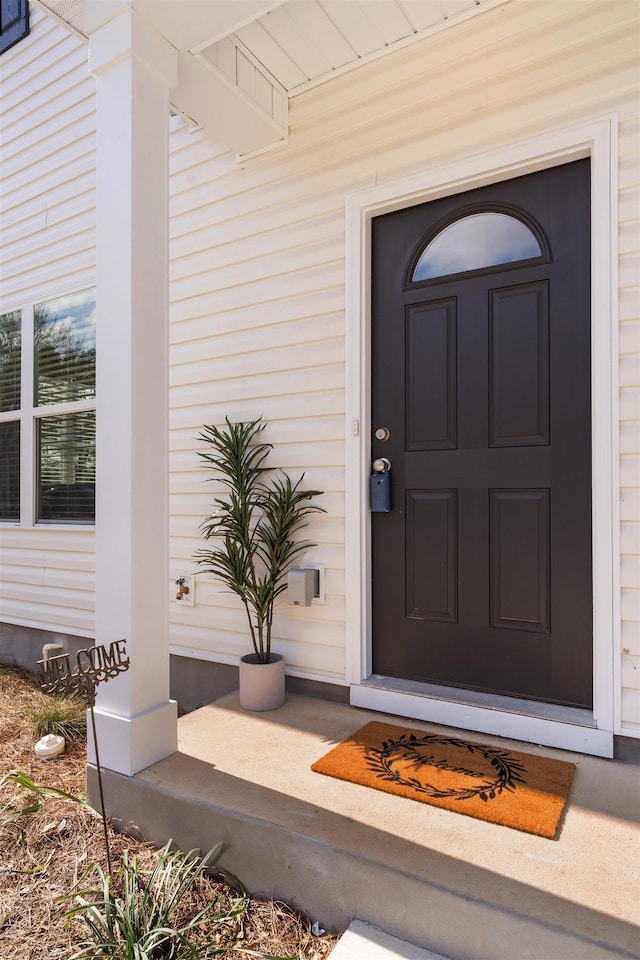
top-left (88, 692), bottom-right (640, 960)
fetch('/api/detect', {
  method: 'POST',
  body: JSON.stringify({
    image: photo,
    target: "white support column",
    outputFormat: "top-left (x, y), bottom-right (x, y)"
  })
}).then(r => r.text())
top-left (87, 4), bottom-right (178, 776)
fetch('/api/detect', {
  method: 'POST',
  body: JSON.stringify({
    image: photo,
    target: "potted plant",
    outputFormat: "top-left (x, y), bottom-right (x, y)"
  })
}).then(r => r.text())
top-left (194, 417), bottom-right (324, 711)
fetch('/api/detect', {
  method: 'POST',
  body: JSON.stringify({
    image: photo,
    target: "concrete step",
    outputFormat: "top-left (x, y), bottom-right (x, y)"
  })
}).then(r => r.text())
top-left (89, 693), bottom-right (640, 960)
top-left (332, 920), bottom-right (450, 959)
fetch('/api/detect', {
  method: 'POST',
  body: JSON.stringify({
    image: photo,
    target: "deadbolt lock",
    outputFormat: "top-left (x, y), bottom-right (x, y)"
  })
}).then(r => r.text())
top-left (375, 427), bottom-right (390, 441)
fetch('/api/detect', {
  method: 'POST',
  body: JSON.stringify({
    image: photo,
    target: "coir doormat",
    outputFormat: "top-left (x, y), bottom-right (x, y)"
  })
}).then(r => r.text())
top-left (311, 721), bottom-right (576, 839)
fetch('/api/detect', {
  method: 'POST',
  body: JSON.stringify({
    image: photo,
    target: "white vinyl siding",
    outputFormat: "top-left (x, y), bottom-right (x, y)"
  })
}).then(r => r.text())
top-left (0, 527), bottom-right (95, 634)
top-left (0, 8), bottom-right (96, 637)
top-left (167, 0), bottom-right (640, 723)
top-left (168, 138), bottom-right (346, 678)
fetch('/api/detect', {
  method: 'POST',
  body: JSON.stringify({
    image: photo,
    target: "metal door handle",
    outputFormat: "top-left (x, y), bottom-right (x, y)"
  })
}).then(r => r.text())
top-left (372, 458), bottom-right (391, 473)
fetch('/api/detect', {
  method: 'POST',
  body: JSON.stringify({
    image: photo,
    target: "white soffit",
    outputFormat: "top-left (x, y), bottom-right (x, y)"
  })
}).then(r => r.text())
top-left (36, 0), bottom-right (505, 154)
top-left (215, 0), bottom-right (503, 97)
top-left (37, 0), bottom-right (85, 36)
top-left (40, 1), bottom-right (504, 97)
top-left (36, 0), bottom-right (286, 44)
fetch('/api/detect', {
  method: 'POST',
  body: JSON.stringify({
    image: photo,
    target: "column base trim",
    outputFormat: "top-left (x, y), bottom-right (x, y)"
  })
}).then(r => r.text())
top-left (87, 700), bottom-right (178, 776)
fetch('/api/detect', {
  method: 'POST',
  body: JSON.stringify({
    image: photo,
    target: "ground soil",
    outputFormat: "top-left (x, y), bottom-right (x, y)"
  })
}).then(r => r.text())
top-left (0, 666), bottom-right (338, 959)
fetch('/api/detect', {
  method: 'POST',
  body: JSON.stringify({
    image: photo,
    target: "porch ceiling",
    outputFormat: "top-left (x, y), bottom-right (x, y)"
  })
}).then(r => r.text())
top-left (38, 0), bottom-right (504, 154)
top-left (211, 0), bottom-right (497, 97)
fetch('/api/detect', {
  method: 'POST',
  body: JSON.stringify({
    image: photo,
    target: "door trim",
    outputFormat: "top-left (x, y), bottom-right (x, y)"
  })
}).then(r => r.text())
top-left (344, 116), bottom-right (620, 757)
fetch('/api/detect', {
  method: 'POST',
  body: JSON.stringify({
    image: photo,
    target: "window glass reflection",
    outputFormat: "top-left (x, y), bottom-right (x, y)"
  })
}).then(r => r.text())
top-left (0, 310), bottom-right (21, 413)
top-left (34, 290), bottom-right (96, 407)
top-left (0, 421), bottom-right (20, 521)
top-left (412, 213), bottom-right (543, 282)
top-left (37, 410), bottom-right (96, 522)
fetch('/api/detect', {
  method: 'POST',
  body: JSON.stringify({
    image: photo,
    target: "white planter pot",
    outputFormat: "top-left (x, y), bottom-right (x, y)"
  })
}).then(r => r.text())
top-left (239, 652), bottom-right (286, 711)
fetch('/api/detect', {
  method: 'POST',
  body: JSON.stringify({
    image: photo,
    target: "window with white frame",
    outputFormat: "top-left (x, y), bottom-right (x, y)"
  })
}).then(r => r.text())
top-left (0, 289), bottom-right (96, 524)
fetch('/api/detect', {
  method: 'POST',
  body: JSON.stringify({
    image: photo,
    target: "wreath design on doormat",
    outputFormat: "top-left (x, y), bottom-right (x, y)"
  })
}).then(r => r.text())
top-left (365, 732), bottom-right (528, 802)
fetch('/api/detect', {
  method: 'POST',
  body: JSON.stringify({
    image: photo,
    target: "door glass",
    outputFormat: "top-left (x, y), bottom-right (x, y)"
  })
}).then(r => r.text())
top-left (412, 212), bottom-right (543, 282)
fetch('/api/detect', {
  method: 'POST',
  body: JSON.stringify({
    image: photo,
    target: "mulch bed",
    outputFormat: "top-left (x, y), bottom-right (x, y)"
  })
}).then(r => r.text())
top-left (0, 666), bottom-right (337, 959)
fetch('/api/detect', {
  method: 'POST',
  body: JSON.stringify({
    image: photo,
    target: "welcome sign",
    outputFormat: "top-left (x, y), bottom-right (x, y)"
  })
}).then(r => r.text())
top-left (38, 639), bottom-right (129, 703)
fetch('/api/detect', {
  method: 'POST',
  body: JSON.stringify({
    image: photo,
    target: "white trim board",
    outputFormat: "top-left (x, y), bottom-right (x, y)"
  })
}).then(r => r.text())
top-left (345, 116), bottom-right (620, 758)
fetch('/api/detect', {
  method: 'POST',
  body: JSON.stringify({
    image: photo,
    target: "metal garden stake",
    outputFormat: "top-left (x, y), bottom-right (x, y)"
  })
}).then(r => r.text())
top-left (38, 639), bottom-right (130, 876)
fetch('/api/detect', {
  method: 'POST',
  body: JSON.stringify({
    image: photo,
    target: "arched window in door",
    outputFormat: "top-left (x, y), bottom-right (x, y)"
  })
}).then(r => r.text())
top-left (408, 206), bottom-right (549, 284)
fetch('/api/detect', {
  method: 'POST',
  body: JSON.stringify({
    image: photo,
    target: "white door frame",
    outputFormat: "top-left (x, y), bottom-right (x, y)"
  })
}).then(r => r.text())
top-left (344, 116), bottom-right (620, 758)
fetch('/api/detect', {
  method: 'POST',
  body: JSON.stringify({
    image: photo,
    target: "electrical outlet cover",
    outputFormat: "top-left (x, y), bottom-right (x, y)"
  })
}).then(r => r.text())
top-left (299, 563), bottom-right (324, 603)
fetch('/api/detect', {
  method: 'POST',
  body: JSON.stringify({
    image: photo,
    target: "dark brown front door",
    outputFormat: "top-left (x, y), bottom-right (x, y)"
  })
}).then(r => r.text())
top-left (371, 159), bottom-right (592, 708)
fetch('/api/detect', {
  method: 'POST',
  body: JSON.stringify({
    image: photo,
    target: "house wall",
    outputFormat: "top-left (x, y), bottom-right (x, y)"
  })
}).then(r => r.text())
top-left (0, 0), bottom-right (638, 734)
top-left (167, 0), bottom-right (640, 733)
top-left (0, 7), bottom-right (96, 645)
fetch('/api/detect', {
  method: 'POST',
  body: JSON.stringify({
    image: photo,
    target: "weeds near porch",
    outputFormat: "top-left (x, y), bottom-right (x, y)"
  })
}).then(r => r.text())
top-left (24, 691), bottom-right (87, 741)
top-left (59, 840), bottom-right (275, 960)
top-left (1, 770), bottom-right (87, 838)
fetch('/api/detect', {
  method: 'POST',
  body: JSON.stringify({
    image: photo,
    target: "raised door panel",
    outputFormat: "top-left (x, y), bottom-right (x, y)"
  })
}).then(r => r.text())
top-left (490, 489), bottom-right (550, 633)
top-left (490, 282), bottom-right (549, 447)
top-left (406, 490), bottom-right (457, 623)
top-left (405, 299), bottom-right (457, 451)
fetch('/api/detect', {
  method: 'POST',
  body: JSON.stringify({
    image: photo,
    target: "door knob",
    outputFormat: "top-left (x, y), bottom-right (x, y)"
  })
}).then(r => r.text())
top-left (372, 457), bottom-right (391, 473)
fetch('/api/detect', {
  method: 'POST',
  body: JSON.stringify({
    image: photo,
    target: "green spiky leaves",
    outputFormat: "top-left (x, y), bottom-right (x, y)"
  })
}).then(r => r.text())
top-left (195, 418), bottom-right (323, 663)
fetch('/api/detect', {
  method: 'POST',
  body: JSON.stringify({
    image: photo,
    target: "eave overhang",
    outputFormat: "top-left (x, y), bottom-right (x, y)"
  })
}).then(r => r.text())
top-left (35, 0), bottom-right (508, 157)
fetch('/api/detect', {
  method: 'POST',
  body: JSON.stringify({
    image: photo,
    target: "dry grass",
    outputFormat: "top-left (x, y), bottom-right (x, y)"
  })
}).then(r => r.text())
top-left (0, 666), bottom-right (338, 959)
